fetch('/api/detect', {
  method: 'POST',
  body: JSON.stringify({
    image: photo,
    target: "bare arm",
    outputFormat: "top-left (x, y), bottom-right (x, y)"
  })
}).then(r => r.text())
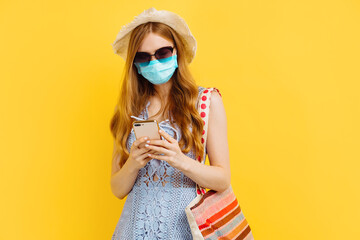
top-left (110, 137), bottom-right (153, 199)
top-left (179, 90), bottom-right (231, 192)
top-left (110, 153), bottom-right (139, 200)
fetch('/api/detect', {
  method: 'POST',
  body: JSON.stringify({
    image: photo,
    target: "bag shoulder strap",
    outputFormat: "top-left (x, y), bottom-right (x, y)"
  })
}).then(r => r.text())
top-left (195, 87), bottom-right (222, 195)
top-left (197, 87), bottom-right (222, 162)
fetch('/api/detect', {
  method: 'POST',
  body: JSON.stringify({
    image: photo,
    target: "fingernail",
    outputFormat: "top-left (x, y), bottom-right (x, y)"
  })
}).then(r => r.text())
top-left (145, 144), bottom-right (149, 147)
top-left (159, 129), bottom-right (162, 133)
top-left (146, 140), bottom-right (150, 143)
top-left (144, 137), bottom-right (148, 140)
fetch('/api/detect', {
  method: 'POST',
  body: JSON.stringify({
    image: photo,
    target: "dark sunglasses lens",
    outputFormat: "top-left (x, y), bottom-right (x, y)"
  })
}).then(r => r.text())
top-left (134, 47), bottom-right (174, 64)
top-left (134, 53), bottom-right (150, 63)
top-left (155, 47), bottom-right (173, 61)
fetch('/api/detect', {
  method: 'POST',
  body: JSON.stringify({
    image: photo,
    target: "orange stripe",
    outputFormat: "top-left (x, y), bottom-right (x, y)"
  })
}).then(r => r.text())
top-left (193, 191), bottom-right (236, 221)
top-left (236, 225), bottom-right (252, 240)
top-left (201, 206), bottom-right (241, 237)
top-left (220, 218), bottom-right (248, 239)
top-left (198, 199), bottom-right (238, 230)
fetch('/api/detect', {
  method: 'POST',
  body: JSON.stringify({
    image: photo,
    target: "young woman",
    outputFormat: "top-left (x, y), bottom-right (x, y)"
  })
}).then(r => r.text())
top-left (110, 8), bottom-right (230, 239)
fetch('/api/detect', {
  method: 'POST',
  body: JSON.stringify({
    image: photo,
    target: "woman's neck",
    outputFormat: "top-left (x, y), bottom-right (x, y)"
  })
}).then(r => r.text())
top-left (153, 80), bottom-right (172, 100)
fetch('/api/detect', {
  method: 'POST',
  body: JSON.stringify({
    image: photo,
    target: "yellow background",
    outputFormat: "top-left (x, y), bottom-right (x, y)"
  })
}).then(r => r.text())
top-left (1, 0), bottom-right (359, 239)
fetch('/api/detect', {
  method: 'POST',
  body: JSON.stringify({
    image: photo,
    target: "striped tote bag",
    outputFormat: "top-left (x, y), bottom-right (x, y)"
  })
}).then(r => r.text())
top-left (185, 87), bottom-right (254, 240)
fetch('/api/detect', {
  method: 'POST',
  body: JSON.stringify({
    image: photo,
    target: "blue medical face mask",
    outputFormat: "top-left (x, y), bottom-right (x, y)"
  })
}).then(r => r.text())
top-left (134, 54), bottom-right (178, 85)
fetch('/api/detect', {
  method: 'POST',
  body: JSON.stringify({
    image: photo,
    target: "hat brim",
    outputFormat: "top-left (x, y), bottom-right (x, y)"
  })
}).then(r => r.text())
top-left (111, 7), bottom-right (197, 64)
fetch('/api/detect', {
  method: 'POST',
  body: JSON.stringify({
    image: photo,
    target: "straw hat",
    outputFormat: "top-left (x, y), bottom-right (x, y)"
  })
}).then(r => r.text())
top-left (111, 7), bottom-right (197, 64)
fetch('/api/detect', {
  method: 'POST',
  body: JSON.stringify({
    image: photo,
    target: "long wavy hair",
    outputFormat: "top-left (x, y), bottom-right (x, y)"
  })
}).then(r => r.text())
top-left (110, 22), bottom-right (204, 169)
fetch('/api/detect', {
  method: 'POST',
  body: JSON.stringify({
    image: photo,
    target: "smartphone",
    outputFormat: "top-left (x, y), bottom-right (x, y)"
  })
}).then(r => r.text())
top-left (132, 119), bottom-right (162, 140)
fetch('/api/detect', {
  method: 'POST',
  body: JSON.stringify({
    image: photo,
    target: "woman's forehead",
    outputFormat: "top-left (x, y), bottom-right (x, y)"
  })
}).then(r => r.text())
top-left (137, 32), bottom-right (173, 52)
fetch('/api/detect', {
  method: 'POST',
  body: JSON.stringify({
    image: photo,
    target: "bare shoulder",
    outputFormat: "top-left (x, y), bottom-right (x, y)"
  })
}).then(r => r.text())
top-left (209, 89), bottom-right (226, 119)
top-left (210, 89), bottom-right (222, 101)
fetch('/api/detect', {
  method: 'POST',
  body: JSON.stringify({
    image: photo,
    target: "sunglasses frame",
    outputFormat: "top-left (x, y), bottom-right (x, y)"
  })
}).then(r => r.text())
top-left (133, 46), bottom-right (175, 64)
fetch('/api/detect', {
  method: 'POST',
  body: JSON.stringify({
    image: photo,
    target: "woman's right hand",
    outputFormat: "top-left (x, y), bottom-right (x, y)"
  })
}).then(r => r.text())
top-left (128, 136), bottom-right (156, 170)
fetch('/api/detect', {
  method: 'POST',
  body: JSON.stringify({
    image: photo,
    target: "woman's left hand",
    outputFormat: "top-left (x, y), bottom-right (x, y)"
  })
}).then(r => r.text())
top-left (144, 129), bottom-right (186, 169)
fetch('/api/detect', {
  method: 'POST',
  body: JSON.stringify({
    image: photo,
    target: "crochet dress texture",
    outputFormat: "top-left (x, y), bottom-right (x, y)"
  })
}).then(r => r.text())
top-left (112, 86), bottom-right (207, 240)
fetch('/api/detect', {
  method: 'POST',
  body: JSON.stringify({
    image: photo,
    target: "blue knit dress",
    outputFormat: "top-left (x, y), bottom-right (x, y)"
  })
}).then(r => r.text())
top-left (111, 86), bottom-right (207, 240)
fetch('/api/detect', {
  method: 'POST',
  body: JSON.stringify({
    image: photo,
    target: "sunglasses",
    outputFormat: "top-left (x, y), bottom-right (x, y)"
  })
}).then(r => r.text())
top-left (133, 46), bottom-right (175, 64)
